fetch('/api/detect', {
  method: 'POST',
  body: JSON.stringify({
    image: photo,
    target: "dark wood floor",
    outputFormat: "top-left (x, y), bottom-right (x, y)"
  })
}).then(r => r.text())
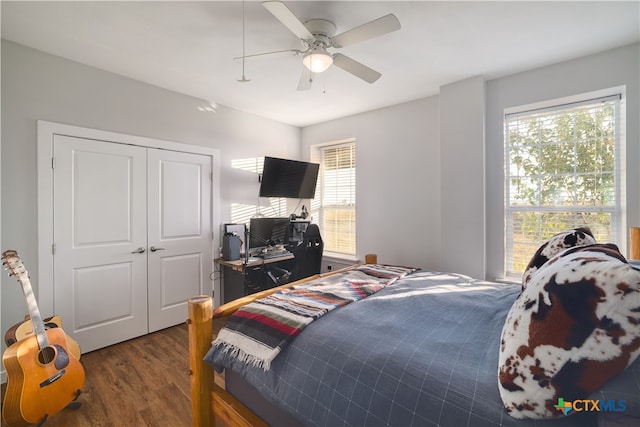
top-left (1, 325), bottom-right (191, 427)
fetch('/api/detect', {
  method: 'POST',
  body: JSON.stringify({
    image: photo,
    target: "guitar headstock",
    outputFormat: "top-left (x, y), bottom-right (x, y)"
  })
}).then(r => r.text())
top-left (2, 250), bottom-right (29, 281)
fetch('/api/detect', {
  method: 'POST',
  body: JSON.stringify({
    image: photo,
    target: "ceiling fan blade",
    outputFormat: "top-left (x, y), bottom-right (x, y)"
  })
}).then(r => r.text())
top-left (233, 49), bottom-right (302, 62)
top-left (263, 1), bottom-right (314, 41)
top-left (297, 67), bottom-right (313, 91)
top-left (331, 14), bottom-right (401, 48)
top-left (332, 54), bottom-right (381, 84)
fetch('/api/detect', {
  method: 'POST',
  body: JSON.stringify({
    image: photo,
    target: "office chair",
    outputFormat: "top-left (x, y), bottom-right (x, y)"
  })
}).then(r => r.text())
top-left (291, 224), bottom-right (324, 281)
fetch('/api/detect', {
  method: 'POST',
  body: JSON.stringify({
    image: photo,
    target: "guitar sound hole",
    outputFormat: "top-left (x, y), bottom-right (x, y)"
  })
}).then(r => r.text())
top-left (38, 346), bottom-right (57, 365)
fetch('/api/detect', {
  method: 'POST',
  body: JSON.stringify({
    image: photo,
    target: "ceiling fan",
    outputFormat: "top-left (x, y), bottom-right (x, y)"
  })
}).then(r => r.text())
top-left (237, 1), bottom-right (401, 91)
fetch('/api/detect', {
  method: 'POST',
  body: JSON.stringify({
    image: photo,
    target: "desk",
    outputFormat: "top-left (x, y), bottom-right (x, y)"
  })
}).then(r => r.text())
top-left (216, 254), bottom-right (296, 304)
top-left (216, 253), bottom-right (294, 272)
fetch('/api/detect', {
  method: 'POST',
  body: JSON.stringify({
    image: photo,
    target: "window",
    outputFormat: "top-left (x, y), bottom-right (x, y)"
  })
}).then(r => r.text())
top-left (504, 93), bottom-right (623, 276)
top-left (311, 140), bottom-right (356, 256)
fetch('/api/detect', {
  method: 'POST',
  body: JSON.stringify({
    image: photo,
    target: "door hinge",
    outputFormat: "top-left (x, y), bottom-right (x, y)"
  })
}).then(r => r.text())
top-left (52, 243), bottom-right (56, 255)
top-left (51, 157), bottom-right (55, 169)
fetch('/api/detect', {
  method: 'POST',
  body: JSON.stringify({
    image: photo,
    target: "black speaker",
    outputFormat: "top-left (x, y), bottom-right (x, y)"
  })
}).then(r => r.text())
top-left (222, 234), bottom-right (241, 261)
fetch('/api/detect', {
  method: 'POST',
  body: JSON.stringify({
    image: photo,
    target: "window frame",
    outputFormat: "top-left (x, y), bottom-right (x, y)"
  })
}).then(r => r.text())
top-left (503, 89), bottom-right (626, 277)
top-left (310, 138), bottom-right (356, 258)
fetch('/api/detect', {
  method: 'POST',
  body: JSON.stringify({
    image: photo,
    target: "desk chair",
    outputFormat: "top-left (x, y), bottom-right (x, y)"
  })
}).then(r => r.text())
top-left (291, 224), bottom-right (324, 281)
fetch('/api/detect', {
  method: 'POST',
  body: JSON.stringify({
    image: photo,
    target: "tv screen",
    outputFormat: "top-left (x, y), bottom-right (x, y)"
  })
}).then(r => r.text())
top-left (259, 157), bottom-right (319, 199)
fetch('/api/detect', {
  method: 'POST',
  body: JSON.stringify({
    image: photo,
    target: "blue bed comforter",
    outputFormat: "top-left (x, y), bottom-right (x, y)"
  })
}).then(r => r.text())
top-left (206, 271), bottom-right (637, 426)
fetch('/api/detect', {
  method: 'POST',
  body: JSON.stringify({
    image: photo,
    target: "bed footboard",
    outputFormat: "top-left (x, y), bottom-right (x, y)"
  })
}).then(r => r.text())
top-left (187, 295), bottom-right (214, 427)
top-left (187, 260), bottom-right (375, 426)
top-left (188, 295), bottom-right (270, 427)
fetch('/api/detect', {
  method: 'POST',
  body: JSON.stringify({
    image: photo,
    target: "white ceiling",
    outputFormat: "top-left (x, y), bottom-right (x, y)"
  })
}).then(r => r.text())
top-left (2, 1), bottom-right (639, 127)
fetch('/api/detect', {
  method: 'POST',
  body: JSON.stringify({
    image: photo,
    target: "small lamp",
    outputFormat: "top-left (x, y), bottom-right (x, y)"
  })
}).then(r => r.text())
top-left (630, 227), bottom-right (640, 260)
top-left (303, 47), bottom-right (333, 73)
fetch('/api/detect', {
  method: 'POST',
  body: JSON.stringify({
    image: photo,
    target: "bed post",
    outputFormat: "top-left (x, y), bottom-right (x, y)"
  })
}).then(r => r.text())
top-left (188, 295), bottom-right (214, 427)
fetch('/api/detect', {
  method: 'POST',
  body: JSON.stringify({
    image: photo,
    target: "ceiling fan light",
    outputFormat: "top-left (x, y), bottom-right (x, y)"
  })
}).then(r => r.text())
top-left (303, 49), bottom-right (333, 73)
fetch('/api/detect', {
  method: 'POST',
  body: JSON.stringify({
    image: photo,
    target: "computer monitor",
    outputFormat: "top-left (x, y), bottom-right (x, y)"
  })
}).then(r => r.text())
top-left (248, 217), bottom-right (290, 252)
top-left (270, 218), bottom-right (290, 246)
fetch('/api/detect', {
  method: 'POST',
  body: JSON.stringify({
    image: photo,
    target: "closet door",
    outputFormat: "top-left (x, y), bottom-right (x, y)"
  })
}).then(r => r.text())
top-left (53, 136), bottom-right (148, 353)
top-left (146, 149), bottom-right (212, 332)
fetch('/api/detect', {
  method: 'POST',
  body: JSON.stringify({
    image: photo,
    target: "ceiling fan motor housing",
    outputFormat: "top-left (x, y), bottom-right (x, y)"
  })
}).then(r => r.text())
top-left (303, 19), bottom-right (336, 48)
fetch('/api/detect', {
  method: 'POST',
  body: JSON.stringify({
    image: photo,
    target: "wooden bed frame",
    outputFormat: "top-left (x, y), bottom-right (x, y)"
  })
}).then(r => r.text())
top-left (187, 262), bottom-right (371, 426)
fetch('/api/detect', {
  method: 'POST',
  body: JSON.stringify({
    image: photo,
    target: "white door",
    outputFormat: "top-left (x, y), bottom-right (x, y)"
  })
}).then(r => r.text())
top-left (54, 136), bottom-right (148, 353)
top-left (147, 149), bottom-right (211, 332)
top-left (54, 137), bottom-right (213, 352)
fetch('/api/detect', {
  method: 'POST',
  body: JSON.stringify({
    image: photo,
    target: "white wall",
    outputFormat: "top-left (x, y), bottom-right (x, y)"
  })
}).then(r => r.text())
top-left (486, 43), bottom-right (640, 280)
top-left (0, 40), bottom-right (300, 362)
top-left (302, 43), bottom-right (639, 279)
top-left (302, 97), bottom-right (442, 270)
top-left (439, 76), bottom-right (486, 278)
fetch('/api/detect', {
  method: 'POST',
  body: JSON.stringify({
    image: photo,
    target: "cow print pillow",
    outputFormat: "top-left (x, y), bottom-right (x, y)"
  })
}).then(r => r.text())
top-left (522, 227), bottom-right (596, 290)
top-left (498, 243), bottom-right (640, 419)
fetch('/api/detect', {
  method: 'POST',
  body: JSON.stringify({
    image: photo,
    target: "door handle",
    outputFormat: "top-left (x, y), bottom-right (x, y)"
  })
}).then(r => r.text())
top-left (150, 246), bottom-right (165, 252)
top-left (131, 247), bottom-right (146, 254)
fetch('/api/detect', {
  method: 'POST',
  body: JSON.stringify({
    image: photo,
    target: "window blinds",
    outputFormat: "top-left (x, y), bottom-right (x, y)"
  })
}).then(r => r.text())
top-left (316, 142), bottom-right (356, 255)
top-left (504, 94), bottom-right (622, 276)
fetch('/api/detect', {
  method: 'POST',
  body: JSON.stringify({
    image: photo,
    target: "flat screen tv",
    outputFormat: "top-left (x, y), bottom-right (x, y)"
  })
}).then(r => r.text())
top-left (259, 157), bottom-right (319, 199)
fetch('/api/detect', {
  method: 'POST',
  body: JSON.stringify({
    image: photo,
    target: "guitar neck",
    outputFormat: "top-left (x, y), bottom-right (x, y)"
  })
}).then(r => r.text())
top-left (20, 279), bottom-right (49, 350)
top-left (2, 250), bottom-right (50, 350)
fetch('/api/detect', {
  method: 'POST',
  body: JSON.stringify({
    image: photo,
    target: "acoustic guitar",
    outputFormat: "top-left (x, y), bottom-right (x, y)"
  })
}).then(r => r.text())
top-left (2, 250), bottom-right (85, 427)
top-left (4, 315), bottom-right (81, 360)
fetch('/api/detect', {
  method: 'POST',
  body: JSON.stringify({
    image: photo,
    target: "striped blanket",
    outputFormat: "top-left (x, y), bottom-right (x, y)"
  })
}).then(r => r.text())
top-left (212, 264), bottom-right (417, 370)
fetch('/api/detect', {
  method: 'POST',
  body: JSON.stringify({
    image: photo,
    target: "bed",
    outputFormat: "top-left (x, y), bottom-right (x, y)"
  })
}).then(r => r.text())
top-left (187, 247), bottom-right (640, 426)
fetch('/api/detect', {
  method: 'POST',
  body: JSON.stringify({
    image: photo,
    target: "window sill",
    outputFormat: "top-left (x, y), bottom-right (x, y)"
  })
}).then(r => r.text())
top-left (494, 275), bottom-right (522, 286)
top-left (323, 252), bottom-right (360, 263)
